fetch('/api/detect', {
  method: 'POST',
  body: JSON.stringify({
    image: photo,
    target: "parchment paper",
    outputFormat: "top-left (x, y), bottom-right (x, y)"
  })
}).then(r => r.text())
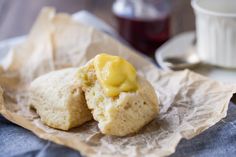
top-left (0, 8), bottom-right (236, 157)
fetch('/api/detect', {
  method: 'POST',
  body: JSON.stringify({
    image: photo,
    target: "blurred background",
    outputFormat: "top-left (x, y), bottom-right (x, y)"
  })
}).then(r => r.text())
top-left (0, 0), bottom-right (194, 42)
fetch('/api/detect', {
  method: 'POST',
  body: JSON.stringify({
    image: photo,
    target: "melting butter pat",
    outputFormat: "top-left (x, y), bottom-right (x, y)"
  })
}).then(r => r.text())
top-left (94, 53), bottom-right (138, 97)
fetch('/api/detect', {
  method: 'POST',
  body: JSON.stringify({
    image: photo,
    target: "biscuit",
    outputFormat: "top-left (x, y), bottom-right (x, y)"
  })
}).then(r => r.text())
top-left (78, 61), bottom-right (159, 136)
top-left (29, 68), bottom-right (92, 130)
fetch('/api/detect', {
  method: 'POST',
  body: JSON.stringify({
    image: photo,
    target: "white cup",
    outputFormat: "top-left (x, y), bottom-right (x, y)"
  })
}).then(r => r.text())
top-left (192, 0), bottom-right (236, 68)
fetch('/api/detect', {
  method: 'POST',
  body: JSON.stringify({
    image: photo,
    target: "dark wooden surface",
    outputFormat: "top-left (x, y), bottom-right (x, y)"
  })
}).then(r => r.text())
top-left (0, 0), bottom-right (195, 41)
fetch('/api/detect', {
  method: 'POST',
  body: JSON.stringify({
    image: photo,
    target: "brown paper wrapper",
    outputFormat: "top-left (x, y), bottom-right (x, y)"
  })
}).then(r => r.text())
top-left (0, 8), bottom-right (236, 157)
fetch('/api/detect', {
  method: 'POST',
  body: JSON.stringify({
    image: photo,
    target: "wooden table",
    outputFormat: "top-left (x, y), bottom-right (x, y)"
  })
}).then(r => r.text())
top-left (0, 0), bottom-right (195, 41)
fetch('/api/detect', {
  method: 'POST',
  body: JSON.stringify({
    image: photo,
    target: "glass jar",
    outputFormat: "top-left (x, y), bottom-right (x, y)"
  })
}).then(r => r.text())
top-left (113, 0), bottom-right (172, 58)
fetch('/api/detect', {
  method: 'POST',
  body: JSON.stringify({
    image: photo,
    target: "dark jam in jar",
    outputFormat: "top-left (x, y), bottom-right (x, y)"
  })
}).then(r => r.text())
top-left (115, 15), bottom-right (170, 58)
top-left (113, 0), bottom-right (172, 58)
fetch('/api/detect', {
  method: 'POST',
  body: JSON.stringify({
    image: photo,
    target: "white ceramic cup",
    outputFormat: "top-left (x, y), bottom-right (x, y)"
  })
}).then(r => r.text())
top-left (192, 0), bottom-right (236, 68)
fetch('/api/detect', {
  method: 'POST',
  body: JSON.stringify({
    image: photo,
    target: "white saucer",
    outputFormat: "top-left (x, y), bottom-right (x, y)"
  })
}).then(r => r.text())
top-left (155, 31), bottom-right (236, 84)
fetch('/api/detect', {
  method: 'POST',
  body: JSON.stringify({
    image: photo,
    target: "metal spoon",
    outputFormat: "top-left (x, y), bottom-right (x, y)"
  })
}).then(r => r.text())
top-left (162, 37), bottom-right (201, 70)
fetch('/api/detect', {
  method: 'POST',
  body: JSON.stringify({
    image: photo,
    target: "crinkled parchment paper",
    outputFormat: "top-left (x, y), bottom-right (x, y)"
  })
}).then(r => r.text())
top-left (0, 8), bottom-right (236, 157)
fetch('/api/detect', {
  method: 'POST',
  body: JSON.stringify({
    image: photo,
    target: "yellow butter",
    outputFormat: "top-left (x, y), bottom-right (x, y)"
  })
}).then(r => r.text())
top-left (94, 53), bottom-right (138, 97)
